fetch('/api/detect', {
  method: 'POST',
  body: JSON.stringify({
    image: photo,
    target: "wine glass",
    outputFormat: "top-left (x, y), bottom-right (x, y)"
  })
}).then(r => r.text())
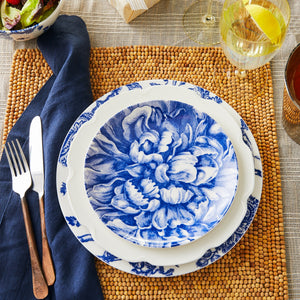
top-left (220, 0), bottom-right (290, 78)
top-left (183, 0), bottom-right (224, 45)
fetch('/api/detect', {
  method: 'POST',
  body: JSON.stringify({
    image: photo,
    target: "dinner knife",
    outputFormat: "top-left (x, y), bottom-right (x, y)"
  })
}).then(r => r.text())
top-left (29, 116), bottom-right (55, 286)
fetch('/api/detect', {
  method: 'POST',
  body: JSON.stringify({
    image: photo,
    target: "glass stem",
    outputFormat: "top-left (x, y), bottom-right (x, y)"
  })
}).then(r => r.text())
top-left (202, 0), bottom-right (215, 24)
top-left (235, 69), bottom-right (247, 78)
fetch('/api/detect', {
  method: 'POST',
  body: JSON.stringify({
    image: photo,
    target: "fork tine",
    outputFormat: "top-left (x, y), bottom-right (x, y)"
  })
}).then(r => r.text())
top-left (4, 140), bottom-right (28, 176)
top-left (14, 139), bottom-right (28, 173)
top-left (11, 140), bottom-right (23, 175)
top-left (4, 144), bottom-right (15, 177)
top-left (16, 139), bottom-right (30, 172)
top-left (6, 142), bottom-right (20, 176)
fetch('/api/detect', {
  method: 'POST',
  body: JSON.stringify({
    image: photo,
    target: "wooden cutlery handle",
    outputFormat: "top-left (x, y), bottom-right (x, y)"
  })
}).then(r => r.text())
top-left (39, 195), bottom-right (56, 286)
top-left (21, 197), bottom-right (48, 299)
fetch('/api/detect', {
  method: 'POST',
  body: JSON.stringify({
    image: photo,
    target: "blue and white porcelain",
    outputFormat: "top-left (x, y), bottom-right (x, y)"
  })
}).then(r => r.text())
top-left (57, 80), bottom-right (262, 276)
top-left (84, 100), bottom-right (239, 248)
top-left (0, 0), bottom-right (65, 41)
top-left (63, 80), bottom-right (254, 266)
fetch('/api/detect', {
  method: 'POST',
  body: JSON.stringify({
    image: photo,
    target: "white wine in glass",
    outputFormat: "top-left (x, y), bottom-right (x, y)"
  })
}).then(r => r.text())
top-left (220, 0), bottom-right (290, 77)
top-left (183, 0), bottom-right (223, 45)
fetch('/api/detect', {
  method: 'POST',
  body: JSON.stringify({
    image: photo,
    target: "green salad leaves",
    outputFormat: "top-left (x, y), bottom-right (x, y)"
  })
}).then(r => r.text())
top-left (0, 0), bottom-right (59, 30)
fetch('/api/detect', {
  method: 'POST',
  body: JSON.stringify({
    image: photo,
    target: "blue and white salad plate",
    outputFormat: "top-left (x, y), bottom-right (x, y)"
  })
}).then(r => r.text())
top-left (84, 99), bottom-right (239, 248)
top-left (56, 80), bottom-right (262, 276)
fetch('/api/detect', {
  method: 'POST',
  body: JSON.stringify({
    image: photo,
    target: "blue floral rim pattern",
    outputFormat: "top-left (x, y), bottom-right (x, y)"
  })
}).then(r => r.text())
top-left (84, 100), bottom-right (238, 248)
top-left (56, 79), bottom-right (262, 277)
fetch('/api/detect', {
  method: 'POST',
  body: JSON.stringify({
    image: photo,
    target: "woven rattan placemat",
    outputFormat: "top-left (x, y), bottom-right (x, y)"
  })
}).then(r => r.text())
top-left (3, 46), bottom-right (288, 299)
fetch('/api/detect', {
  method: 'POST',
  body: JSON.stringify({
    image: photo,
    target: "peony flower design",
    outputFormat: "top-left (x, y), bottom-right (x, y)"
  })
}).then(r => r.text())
top-left (84, 100), bottom-right (238, 248)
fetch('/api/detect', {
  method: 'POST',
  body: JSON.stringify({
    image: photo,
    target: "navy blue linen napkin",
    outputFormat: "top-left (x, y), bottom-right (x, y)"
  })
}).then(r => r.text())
top-left (0, 16), bottom-right (104, 300)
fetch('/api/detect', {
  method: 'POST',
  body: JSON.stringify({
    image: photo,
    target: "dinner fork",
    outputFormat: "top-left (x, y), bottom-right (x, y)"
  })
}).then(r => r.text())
top-left (5, 139), bottom-right (48, 299)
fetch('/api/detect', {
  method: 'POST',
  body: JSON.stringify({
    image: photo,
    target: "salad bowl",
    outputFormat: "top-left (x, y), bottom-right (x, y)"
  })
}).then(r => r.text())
top-left (0, 0), bottom-right (65, 41)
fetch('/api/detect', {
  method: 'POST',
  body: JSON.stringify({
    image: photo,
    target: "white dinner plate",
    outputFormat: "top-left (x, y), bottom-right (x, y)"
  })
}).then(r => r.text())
top-left (57, 80), bottom-right (262, 276)
top-left (63, 80), bottom-right (254, 266)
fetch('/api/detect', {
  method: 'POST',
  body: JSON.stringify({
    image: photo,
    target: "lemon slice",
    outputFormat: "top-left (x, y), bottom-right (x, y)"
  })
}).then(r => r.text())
top-left (245, 4), bottom-right (281, 44)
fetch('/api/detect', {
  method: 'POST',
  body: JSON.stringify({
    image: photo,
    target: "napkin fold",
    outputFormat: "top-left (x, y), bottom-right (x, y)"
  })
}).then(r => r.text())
top-left (0, 16), bottom-right (104, 300)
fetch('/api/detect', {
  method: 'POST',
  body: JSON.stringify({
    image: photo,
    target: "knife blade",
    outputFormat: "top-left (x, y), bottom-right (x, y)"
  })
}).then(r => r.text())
top-left (29, 116), bottom-right (55, 286)
top-left (29, 116), bottom-right (44, 198)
